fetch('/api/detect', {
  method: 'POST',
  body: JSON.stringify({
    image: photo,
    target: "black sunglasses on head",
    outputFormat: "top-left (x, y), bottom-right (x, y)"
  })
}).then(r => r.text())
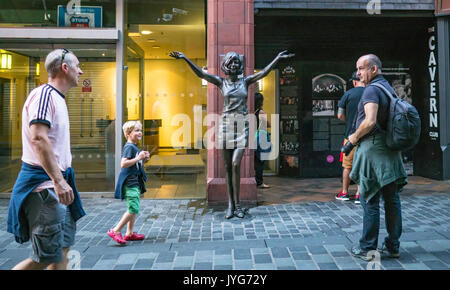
top-left (61, 48), bottom-right (70, 63)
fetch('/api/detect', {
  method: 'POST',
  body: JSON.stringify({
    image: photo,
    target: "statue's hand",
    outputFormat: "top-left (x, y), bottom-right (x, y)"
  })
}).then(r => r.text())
top-left (169, 51), bottom-right (184, 59)
top-left (278, 50), bottom-right (295, 59)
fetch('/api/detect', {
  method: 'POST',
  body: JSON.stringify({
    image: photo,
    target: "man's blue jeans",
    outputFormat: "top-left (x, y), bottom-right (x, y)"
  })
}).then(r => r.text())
top-left (359, 182), bottom-right (402, 252)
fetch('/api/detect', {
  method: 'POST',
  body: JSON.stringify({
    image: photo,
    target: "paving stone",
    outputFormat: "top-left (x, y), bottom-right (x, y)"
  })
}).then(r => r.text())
top-left (422, 260), bottom-right (449, 270)
top-left (233, 249), bottom-right (252, 260)
top-left (133, 258), bottom-right (155, 269)
top-left (295, 260), bottom-right (318, 270)
top-left (402, 263), bottom-right (430, 270)
top-left (254, 263), bottom-right (276, 270)
top-left (254, 254), bottom-right (273, 264)
top-left (92, 259), bottom-right (117, 270)
top-left (311, 254), bottom-right (334, 264)
top-left (317, 262), bottom-right (339, 270)
top-left (214, 265), bottom-right (233, 270)
top-left (117, 253), bottom-right (138, 265)
top-left (271, 247), bottom-right (290, 258)
top-left (307, 245), bottom-right (328, 254)
top-left (380, 259), bottom-right (404, 269)
top-left (193, 262), bottom-right (213, 270)
top-left (114, 264), bottom-right (133, 270)
top-left (155, 252), bottom-right (176, 263)
top-left (274, 257), bottom-right (295, 267)
top-left (234, 259), bottom-right (253, 269)
top-left (81, 255), bottom-right (102, 268)
top-left (430, 251), bottom-right (450, 264)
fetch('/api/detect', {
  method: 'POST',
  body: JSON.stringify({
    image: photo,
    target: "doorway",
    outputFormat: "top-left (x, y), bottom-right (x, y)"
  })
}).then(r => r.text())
top-left (126, 0), bottom-right (207, 199)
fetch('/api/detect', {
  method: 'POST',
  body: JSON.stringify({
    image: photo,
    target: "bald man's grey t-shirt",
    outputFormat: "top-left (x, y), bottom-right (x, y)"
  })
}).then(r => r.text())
top-left (355, 75), bottom-right (393, 136)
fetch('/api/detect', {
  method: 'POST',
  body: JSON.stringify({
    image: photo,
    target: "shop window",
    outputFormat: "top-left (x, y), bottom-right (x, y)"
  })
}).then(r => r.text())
top-left (0, 0), bottom-right (116, 28)
top-left (0, 46), bottom-right (117, 192)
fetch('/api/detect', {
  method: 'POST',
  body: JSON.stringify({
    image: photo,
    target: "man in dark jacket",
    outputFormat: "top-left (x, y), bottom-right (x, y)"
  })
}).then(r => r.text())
top-left (347, 54), bottom-right (407, 261)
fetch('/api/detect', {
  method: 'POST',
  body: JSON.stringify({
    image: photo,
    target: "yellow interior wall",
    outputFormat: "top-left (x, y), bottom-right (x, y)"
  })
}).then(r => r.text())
top-left (257, 69), bottom-right (277, 173)
top-left (144, 58), bottom-right (207, 148)
top-left (260, 70), bottom-right (277, 126)
top-left (126, 61), bottom-right (140, 120)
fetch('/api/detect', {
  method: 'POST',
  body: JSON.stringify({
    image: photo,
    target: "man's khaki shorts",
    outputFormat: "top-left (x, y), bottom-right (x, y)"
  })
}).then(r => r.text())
top-left (342, 138), bottom-right (357, 169)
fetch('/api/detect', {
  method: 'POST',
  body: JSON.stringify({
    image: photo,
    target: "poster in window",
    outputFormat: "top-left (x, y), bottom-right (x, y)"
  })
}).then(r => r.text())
top-left (383, 68), bottom-right (412, 105)
top-left (312, 100), bottom-right (335, 117)
top-left (280, 155), bottom-right (299, 170)
top-left (383, 68), bottom-right (414, 175)
top-left (312, 73), bottom-right (346, 100)
top-left (280, 135), bottom-right (300, 155)
top-left (57, 5), bottom-right (103, 28)
top-left (281, 119), bottom-right (299, 135)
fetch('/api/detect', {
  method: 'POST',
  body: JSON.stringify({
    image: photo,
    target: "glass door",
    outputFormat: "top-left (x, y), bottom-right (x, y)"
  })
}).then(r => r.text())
top-left (127, 0), bottom-right (207, 199)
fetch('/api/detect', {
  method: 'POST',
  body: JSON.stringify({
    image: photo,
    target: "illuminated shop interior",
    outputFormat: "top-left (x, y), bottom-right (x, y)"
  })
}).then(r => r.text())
top-left (0, 0), bottom-right (279, 197)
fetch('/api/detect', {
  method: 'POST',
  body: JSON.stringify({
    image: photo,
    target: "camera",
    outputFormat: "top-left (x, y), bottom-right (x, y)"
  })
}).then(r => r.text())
top-left (341, 141), bottom-right (355, 156)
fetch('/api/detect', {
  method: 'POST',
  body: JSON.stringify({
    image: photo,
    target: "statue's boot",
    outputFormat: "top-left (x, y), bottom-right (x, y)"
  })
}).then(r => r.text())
top-left (234, 204), bottom-right (245, 218)
top-left (226, 204), bottom-right (235, 219)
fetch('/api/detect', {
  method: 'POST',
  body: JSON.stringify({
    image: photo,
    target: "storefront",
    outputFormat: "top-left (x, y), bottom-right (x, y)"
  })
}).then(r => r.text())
top-left (0, 1), bottom-right (448, 205)
top-left (254, 0), bottom-right (450, 181)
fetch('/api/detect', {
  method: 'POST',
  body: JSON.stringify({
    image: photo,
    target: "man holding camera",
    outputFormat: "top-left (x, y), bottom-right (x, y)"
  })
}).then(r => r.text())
top-left (336, 71), bottom-right (364, 204)
top-left (343, 54), bottom-right (407, 261)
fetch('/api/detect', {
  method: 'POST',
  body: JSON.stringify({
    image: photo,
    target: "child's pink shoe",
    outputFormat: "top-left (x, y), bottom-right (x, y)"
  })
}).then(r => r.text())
top-left (124, 232), bottom-right (145, 241)
top-left (107, 229), bottom-right (127, 245)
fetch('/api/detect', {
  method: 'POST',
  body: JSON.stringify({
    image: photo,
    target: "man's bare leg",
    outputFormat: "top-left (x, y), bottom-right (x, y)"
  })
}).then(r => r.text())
top-left (12, 258), bottom-right (49, 270)
top-left (47, 248), bottom-right (70, 270)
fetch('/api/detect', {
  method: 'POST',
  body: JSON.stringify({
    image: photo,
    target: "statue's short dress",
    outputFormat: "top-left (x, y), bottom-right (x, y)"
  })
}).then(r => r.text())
top-left (219, 78), bottom-right (249, 149)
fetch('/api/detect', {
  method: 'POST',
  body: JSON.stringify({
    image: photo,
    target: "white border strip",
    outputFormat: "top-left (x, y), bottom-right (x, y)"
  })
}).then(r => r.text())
top-left (0, 27), bottom-right (118, 40)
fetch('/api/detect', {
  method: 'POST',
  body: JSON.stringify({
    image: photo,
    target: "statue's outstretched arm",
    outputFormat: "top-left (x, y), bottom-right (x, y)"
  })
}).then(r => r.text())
top-left (169, 51), bottom-right (222, 87)
top-left (245, 50), bottom-right (294, 85)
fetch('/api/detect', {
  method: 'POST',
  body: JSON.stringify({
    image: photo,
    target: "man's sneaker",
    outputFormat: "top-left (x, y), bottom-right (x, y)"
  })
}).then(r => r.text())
top-left (257, 183), bottom-right (270, 189)
top-left (107, 229), bottom-right (126, 245)
top-left (378, 242), bottom-right (400, 258)
top-left (354, 193), bottom-right (361, 204)
top-left (351, 246), bottom-right (375, 261)
top-left (124, 232), bottom-right (145, 241)
top-left (335, 191), bottom-right (350, 201)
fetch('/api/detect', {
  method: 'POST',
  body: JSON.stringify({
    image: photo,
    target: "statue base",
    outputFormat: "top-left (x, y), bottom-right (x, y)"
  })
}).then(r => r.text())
top-left (207, 177), bottom-right (257, 206)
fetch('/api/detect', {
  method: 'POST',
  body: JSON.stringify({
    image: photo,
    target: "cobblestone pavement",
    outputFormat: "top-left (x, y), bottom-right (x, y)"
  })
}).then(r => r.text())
top-left (0, 188), bottom-right (449, 270)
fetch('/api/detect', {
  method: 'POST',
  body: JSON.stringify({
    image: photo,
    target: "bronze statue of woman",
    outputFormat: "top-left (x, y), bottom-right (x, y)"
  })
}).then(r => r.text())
top-left (170, 50), bottom-right (294, 218)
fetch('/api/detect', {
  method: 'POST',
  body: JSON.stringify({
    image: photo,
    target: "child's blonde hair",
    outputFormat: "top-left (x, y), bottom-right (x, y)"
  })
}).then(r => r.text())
top-left (122, 120), bottom-right (142, 137)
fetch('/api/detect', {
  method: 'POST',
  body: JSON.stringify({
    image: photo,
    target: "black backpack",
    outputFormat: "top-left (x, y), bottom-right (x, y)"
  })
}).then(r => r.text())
top-left (371, 83), bottom-right (421, 151)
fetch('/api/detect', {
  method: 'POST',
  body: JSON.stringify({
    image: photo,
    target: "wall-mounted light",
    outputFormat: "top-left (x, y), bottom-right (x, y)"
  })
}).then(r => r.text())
top-left (36, 63), bottom-right (40, 76)
top-left (0, 53), bottom-right (12, 70)
top-left (201, 66), bottom-right (208, 86)
top-left (128, 32), bottom-right (141, 37)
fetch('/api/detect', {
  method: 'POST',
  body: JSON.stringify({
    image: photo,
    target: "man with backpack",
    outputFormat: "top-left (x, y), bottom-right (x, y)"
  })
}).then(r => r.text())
top-left (345, 54), bottom-right (408, 261)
